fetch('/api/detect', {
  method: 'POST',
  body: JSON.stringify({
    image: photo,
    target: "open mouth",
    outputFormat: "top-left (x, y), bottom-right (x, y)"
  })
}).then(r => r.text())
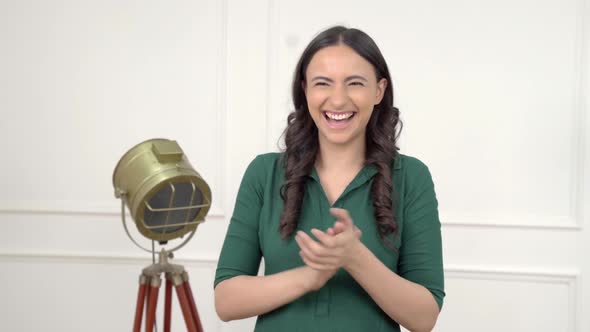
top-left (323, 111), bottom-right (356, 122)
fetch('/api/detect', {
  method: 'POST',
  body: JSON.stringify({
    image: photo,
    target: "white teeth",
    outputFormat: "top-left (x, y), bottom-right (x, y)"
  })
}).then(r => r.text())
top-left (325, 112), bottom-right (353, 120)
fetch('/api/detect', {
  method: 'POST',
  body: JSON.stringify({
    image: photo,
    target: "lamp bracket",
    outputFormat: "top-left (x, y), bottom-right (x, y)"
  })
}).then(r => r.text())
top-left (119, 197), bottom-right (197, 254)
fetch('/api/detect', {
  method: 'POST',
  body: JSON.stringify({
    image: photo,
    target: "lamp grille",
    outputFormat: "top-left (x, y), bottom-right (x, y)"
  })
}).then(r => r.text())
top-left (143, 182), bottom-right (204, 234)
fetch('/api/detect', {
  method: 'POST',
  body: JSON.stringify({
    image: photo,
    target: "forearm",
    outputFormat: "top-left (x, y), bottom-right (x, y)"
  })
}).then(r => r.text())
top-left (345, 245), bottom-right (440, 332)
top-left (214, 266), bottom-right (313, 321)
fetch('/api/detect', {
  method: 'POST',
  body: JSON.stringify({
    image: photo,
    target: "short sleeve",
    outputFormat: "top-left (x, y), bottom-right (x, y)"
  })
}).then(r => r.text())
top-left (214, 155), bottom-right (266, 288)
top-left (398, 158), bottom-right (445, 310)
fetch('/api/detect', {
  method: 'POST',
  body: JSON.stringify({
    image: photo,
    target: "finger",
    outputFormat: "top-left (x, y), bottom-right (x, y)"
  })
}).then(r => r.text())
top-left (332, 221), bottom-right (360, 236)
top-left (330, 223), bottom-right (361, 246)
top-left (310, 228), bottom-right (336, 248)
top-left (354, 226), bottom-right (362, 239)
top-left (327, 226), bottom-right (346, 237)
top-left (332, 221), bottom-right (347, 234)
top-left (302, 251), bottom-right (336, 265)
top-left (297, 243), bottom-right (340, 266)
top-left (295, 231), bottom-right (332, 260)
top-left (294, 232), bottom-right (314, 255)
top-left (329, 208), bottom-right (354, 228)
top-left (299, 250), bottom-right (338, 268)
top-left (325, 222), bottom-right (358, 248)
top-left (299, 251), bottom-right (336, 271)
top-left (296, 232), bottom-right (342, 266)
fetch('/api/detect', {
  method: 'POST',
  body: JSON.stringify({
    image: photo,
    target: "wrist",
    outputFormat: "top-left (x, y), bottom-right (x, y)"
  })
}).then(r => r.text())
top-left (344, 240), bottom-right (368, 272)
top-left (296, 266), bottom-right (315, 293)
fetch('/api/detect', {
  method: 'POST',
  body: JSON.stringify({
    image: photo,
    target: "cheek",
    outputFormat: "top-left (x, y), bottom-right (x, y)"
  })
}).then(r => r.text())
top-left (351, 96), bottom-right (376, 112)
top-left (305, 93), bottom-right (322, 123)
top-left (305, 89), bottom-right (327, 109)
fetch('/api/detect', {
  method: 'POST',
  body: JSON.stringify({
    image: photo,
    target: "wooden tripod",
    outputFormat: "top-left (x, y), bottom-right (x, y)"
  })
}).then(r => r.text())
top-left (133, 250), bottom-right (204, 332)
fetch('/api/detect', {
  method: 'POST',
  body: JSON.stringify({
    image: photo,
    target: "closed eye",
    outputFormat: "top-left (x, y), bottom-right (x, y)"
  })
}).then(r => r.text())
top-left (349, 81), bottom-right (365, 86)
top-left (314, 81), bottom-right (329, 86)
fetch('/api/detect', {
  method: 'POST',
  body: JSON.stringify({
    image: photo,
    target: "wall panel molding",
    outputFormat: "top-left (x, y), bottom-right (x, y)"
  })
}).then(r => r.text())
top-left (216, 0), bottom-right (229, 218)
top-left (0, 250), bottom-right (222, 331)
top-left (570, 0), bottom-right (588, 231)
top-left (265, 0), bottom-right (281, 151)
top-left (0, 251), bottom-right (219, 267)
top-left (0, 0), bottom-right (229, 219)
top-left (441, 214), bottom-right (579, 230)
top-left (0, 201), bottom-right (224, 218)
top-left (446, 265), bottom-right (579, 332)
top-left (0, 255), bottom-right (580, 331)
top-left (264, 0), bottom-right (588, 231)
top-left (444, 0), bottom-right (587, 230)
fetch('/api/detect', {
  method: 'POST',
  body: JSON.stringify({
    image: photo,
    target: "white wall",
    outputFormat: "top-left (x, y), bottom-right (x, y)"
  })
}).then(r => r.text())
top-left (0, 0), bottom-right (588, 331)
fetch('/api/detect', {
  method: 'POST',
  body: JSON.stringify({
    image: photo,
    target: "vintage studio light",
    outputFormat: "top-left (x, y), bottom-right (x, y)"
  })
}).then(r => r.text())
top-left (113, 138), bottom-right (211, 332)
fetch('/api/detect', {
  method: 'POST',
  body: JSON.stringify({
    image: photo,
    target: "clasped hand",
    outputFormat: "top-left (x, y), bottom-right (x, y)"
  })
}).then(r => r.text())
top-left (295, 207), bottom-right (362, 272)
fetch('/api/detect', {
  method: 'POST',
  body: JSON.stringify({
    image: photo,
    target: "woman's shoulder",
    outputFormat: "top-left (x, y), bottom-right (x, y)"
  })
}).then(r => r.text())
top-left (394, 153), bottom-right (434, 181)
top-left (242, 152), bottom-right (284, 181)
top-left (248, 152), bottom-right (283, 169)
top-left (396, 153), bottom-right (429, 169)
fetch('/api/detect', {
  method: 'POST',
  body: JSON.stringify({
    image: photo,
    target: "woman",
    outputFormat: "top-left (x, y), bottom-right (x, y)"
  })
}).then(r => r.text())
top-left (214, 26), bottom-right (444, 332)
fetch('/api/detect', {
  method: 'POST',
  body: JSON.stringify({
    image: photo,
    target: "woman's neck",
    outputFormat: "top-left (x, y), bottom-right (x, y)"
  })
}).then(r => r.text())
top-left (315, 136), bottom-right (365, 173)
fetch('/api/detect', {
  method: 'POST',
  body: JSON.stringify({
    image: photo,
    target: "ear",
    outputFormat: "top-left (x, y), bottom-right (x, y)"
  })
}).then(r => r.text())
top-left (301, 80), bottom-right (306, 92)
top-left (375, 78), bottom-right (387, 105)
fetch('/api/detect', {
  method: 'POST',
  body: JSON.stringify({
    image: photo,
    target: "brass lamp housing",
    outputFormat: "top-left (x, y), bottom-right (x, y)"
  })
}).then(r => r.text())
top-left (113, 139), bottom-right (211, 242)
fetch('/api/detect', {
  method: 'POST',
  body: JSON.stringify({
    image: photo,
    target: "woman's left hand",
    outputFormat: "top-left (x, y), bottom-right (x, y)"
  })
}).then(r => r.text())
top-left (295, 208), bottom-right (363, 271)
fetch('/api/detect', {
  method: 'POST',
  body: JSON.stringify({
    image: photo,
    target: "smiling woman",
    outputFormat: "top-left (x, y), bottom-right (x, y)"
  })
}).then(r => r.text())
top-left (214, 26), bottom-right (444, 332)
top-left (304, 45), bottom-right (386, 147)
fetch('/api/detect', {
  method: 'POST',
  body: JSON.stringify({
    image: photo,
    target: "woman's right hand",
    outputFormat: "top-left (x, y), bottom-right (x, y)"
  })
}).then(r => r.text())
top-left (300, 218), bottom-right (362, 292)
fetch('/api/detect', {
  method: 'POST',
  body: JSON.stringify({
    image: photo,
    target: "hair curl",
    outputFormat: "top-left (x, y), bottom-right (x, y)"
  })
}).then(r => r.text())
top-left (279, 26), bottom-right (402, 248)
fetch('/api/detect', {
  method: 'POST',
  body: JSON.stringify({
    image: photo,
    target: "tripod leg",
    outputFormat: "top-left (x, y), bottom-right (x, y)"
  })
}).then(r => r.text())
top-left (173, 274), bottom-right (198, 332)
top-left (164, 276), bottom-right (173, 332)
top-left (145, 275), bottom-right (161, 332)
top-left (133, 275), bottom-right (148, 332)
top-left (182, 271), bottom-right (204, 332)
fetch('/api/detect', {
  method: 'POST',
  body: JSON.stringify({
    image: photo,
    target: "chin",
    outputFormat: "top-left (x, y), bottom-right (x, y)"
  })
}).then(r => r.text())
top-left (322, 133), bottom-right (355, 146)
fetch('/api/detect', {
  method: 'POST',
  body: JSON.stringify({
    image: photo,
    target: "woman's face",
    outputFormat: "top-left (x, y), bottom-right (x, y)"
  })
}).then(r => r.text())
top-left (304, 44), bottom-right (386, 148)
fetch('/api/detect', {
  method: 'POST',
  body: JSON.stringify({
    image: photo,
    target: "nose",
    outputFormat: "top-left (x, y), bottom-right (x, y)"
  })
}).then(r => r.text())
top-left (328, 84), bottom-right (348, 109)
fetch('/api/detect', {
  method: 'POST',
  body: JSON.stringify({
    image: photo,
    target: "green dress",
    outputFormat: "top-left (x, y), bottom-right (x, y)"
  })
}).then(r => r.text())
top-left (215, 153), bottom-right (445, 332)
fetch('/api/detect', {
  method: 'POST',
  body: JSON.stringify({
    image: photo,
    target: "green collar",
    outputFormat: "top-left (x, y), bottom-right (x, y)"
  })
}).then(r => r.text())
top-left (307, 155), bottom-right (401, 206)
top-left (308, 155), bottom-right (401, 184)
top-left (393, 154), bottom-right (401, 170)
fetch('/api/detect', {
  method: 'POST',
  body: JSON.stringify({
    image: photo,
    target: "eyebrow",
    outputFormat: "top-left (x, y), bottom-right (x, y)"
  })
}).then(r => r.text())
top-left (310, 75), bottom-right (368, 82)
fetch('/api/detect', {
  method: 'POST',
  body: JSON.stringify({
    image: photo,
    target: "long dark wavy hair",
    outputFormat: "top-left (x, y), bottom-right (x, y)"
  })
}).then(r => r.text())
top-left (279, 26), bottom-right (402, 247)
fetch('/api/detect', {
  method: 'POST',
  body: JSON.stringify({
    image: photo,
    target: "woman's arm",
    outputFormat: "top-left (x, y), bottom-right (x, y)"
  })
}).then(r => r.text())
top-left (215, 155), bottom-right (348, 322)
top-left (296, 208), bottom-right (442, 332)
top-left (214, 266), bottom-right (335, 321)
top-left (345, 243), bottom-right (439, 332)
